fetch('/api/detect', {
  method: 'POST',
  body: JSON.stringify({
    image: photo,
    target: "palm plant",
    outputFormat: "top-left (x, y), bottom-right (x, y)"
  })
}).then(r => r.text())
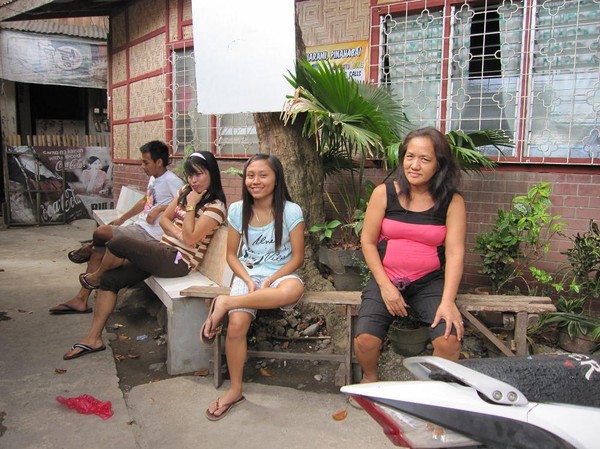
top-left (445, 130), bottom-right (509, 174)
top-left (282, 59), bottom-right (513, 245)
top-left (283, 59), bottom-right (409, 236)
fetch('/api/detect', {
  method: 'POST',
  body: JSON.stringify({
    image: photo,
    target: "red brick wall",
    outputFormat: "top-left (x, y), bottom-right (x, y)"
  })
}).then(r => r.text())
top-left (324, 167), bottom-right (600, 277)
top-left (111, 158), bottom-right (245, 205)
top-left (330, 166), bottom-right (600, 313)
top-left (217, 160), bottom-right (245, 204)
top-left (111, 162), bottom-right (148, 196)
top-left (463, 169), bottom-right (600, 279)
top-left (462, 168), bottom-right (600, 315)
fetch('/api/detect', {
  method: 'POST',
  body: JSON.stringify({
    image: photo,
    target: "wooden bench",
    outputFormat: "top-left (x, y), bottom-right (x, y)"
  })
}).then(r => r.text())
top-left (180, 285), bottom-right (362, 388)
top-left (179, 287), bottom-right (555, 388)
top-left (456, 294), bottom-right (555, 357)
top-left (92, 185), bottom-right (145, 226)
top-left (147, 227), bottom-right (556, 384)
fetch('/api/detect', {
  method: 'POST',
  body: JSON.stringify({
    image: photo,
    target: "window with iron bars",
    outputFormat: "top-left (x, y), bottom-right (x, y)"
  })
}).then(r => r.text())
top-left (376, 0), bottom-right (599, 164)
top-left (167, 47), bottom-right (260, 157)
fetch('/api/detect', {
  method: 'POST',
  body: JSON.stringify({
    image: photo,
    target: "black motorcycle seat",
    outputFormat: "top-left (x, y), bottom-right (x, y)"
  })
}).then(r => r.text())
top-left (429, 353), bottom-right (600, 407)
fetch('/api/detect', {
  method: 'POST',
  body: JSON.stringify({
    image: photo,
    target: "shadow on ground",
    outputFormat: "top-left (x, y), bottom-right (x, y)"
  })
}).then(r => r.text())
top-left (106, 290), bottom-right (346, 395)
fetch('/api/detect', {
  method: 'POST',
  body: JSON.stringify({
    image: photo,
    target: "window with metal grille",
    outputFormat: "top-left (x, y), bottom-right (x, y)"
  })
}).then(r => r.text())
top-left (376, 0), bottom-right (599, 164)
top-left (167, 47), bottom-right (259, 157)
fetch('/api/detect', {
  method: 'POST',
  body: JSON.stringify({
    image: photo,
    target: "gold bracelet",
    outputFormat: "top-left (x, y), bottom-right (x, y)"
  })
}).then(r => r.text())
top-left (185, 205), bottom-right (195, 212)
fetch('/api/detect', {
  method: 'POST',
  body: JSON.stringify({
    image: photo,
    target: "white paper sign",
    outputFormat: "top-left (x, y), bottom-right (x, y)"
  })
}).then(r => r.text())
top-left (192, 0), bottom-right (296, 114)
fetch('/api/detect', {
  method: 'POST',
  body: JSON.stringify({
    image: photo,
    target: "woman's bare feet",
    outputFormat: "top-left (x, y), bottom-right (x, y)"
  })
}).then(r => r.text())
top-left (360, 374), bottom-right (378, 383)
top-left (210, 297), bottom-right (227, 333)
top-left (348, 377), bottom-right (377, 410)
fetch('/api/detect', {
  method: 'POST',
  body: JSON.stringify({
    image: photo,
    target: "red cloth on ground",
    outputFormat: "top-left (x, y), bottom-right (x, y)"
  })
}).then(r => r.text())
top-left (56, 394), bottom-right (113, 420)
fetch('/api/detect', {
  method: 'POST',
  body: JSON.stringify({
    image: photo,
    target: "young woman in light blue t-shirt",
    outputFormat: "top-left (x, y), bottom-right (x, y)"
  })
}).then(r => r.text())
top-left (201, 154), bottom-right (305, 421)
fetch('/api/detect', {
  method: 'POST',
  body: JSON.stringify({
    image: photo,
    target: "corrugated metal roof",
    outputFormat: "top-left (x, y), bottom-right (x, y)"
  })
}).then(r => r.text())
top-left (0, 19), bottom-right (107, 40)
top-left (0, 0), bottom-right (130, 22)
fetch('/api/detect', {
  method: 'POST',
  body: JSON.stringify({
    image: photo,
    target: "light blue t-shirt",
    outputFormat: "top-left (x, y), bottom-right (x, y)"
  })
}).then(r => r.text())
top-left (228, 200), bottom-right (304, 278)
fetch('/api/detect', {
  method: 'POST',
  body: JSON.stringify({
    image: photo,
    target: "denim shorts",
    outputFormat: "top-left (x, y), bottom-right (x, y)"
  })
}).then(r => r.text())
top-left (356, 270), bottom-right (455, 341)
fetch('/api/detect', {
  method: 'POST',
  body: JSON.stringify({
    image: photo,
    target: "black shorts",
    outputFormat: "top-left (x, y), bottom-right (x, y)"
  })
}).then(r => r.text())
top-left (356, 270), bottom-right (456, 341)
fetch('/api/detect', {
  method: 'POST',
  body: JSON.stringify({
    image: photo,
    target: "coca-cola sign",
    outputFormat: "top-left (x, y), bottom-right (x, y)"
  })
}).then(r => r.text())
top-left (6, 145), bottom-right (112, 225)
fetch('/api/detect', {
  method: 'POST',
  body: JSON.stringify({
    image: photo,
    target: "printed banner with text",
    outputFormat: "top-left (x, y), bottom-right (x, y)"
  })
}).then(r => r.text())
top-left (306, 41), bottom-right (369, 83)
top-left (6, 146), bottom-right (114, 225)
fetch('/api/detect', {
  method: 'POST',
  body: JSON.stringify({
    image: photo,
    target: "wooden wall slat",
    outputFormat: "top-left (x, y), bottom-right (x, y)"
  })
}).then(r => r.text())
top-left (8, 135), bottom-right (109, 147)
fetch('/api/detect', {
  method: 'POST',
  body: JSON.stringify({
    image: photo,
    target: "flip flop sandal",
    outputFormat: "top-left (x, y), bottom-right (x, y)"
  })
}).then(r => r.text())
top-left (63, 343), bottom-right (106, 360)
top-left (79, 273), bottom-right (99, 290)
top-left (49, 303), bottom-right (93, 315)
top-left (205, 396), bottom-right (246, 421)
top-left (200, 297), bottom-right (221, 345)
top-left (67, 246), bottom-right (92, 264)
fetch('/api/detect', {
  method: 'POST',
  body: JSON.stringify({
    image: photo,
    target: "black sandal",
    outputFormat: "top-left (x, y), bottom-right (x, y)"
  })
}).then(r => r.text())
top-left (68, 245), bottom-right (92, 264)
top-left (79, 273), bottom-right (99, 290)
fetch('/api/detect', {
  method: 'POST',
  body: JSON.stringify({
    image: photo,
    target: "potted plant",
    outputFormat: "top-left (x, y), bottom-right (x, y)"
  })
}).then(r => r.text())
top-left (529, 220), bottom-right (600, 353)
top-left (388, 315), bottom-right (431, 357)
top-left (530, 296), bottom-right (600, 353)
top-left (310, 181), bottom-right (375, 290)
top-left (473, 182), bottom-right (566, 295)
top-left (283, 60), bottom-right (406, 290)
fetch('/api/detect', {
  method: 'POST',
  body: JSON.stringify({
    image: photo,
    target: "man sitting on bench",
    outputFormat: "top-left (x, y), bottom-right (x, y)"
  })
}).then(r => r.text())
top-left (49, 140), bottom-right (183, 315)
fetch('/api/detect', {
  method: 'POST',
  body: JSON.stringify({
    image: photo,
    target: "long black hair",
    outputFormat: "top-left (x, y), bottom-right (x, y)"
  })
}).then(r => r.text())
top-left (241, 154), bottom-right (292, 250)
top-left (178, 151), bottom-right (226, 213)
top-left (395, 127), bottom-right (460, 213)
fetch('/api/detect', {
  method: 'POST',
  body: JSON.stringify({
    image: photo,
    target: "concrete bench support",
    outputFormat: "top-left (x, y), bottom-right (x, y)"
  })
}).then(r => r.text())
top-left (144, 226), bottom-right (232, 375)
top-left (145, 273), bottom-right (216, 375)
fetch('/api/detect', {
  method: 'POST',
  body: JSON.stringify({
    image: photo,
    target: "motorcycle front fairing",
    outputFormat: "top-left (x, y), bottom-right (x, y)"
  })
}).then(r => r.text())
top-left (342, 355), bottom-right (600, 449)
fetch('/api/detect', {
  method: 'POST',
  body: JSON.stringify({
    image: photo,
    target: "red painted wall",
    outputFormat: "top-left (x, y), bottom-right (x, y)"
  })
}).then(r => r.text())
top-left (111, 159), bottom-right (245, 205)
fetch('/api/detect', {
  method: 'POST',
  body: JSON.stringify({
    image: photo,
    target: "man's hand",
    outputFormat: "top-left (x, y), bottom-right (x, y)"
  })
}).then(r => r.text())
top-left (109, 216), bottom-right (126, 226)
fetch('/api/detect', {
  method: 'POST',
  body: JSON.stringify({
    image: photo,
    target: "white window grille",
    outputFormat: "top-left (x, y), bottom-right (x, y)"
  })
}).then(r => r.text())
top-left (376, 0), bottom-right (600, 164)
top-left (381, 9), bottom-right (445, 128)
top-left (167, 46), bottom-right (259, 157)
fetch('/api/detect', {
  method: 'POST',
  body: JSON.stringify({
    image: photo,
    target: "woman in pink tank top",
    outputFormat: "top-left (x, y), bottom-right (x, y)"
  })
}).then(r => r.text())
top-left (354, 127), bottom-right (467, 385)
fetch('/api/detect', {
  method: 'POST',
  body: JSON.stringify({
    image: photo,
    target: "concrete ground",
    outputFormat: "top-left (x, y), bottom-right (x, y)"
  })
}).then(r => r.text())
top-left (0, 219), bottom-right (394, 449)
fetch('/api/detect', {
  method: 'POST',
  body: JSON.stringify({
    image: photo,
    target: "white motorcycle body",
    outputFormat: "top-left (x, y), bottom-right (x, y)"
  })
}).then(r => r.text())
top-left (341, 354), bottom-right (600, 449)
